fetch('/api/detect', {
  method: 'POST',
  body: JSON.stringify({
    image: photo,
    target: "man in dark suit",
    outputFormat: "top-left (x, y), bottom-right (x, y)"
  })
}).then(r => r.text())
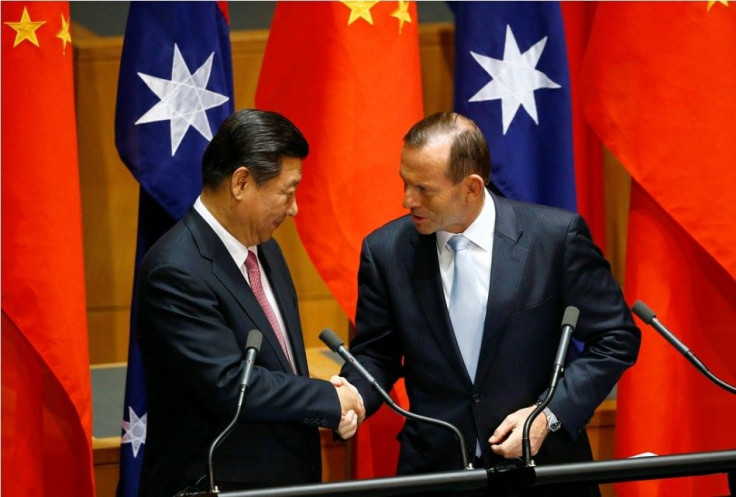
top-left (342, 112), bottom-right (640, 496)
top-left (136, 109), bottom-right (364, 497)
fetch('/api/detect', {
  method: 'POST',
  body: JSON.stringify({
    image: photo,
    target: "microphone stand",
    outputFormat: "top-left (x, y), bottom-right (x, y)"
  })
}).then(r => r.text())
top-left (632, 300), bottom-right (736, 493)
top-left (521, 391), bottom-right (555, 467)
top-left (362, 373), bottom-right (474, 471)
top-left (632, 300), bottom-right (736, 394)
top-left (207, 330), bottom-right (263, 494)
top-left (319, 329), bottom-right (473, 470)
top-left (522, 306), bottom-right (578, 467)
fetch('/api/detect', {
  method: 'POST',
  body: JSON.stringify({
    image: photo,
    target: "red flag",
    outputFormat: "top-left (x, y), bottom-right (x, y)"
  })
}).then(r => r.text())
top-left (1, 2), bottom-right (95, 496)
top-left (582, 3), bottom-right (736, 496)
top-left (256, 1), bottom-right (423, 478)
top-left (560, 2), bottom-right (606, 251)
top-left (255, 1), bottom-right (424, 322)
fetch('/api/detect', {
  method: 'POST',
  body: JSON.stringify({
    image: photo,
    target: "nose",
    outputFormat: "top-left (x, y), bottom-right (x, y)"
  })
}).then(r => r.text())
top-left (402, 188), bottom-right (418, 210)
top-left (287, 196), bottom-right (298, 217)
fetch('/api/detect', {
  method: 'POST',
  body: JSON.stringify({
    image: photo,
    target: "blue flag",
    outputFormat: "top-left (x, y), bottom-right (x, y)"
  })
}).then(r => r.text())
top-left (114, 3), bottom-right (234, 496)
top-left (451, 2), bottom-right (583, 358)
top-left (450, 2), bottom-right (576, 211)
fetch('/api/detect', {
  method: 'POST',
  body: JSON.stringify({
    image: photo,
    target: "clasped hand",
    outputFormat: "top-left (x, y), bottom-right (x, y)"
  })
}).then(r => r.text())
top-left (330, 375), bottom-right (365, 439)
top-left (488, 405), bottom-right (549, 459)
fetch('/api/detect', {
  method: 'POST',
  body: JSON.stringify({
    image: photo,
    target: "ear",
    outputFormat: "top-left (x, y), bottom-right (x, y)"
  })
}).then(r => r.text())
top-left (465, 174), bottom-right (486, 200)
top-left (230, 166), bottom-right (251, 199)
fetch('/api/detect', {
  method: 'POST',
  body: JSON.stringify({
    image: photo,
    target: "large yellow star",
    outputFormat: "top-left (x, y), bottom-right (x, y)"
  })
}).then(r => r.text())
top-left (57, 13), bottom-right (72, 54)
top-left (4, 6), bottom-right (46, 48)
top-left (707, 0), bottom-right (728, 10)
top-left (391, 1), bottom-right (413, 34)
top-left (341, 1), bottom-right (379, 26)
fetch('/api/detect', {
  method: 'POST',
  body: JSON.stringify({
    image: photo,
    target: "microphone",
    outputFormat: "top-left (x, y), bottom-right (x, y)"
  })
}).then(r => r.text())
top-left (632, 300), bottom-right (736, 395)
top-left (207, 329), bottom-right (263, 494)
top-left (522, 306), bottom-right (579, 467)
top-left (319, 328), bottom-right (473, 470)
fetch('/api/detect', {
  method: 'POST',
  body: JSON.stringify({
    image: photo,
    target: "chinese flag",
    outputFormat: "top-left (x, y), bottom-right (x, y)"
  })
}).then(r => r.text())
top-left (582, 3), bottom-right (736, 496)
top-left (256, 1), bottom-right (423, 478)
top-left (560, 2), bottom-right (606, 251)
top-left (1, 2), bottom-right (95, 497)
top-left (255, 1), bottom-right (423, 322)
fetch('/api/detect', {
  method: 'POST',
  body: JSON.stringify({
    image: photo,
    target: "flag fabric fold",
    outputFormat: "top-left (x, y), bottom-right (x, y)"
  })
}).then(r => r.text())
top-left (2, 2), bottom-right (95, 496)
top-left (255, 0), bottom-right (424, 479)
top-left (582, 4), bottom-right (736, 496)
top-left (583, 3), bottom-right (736, 279)
top-left (559, 2), bottom-right (606, 249)
top-left (255, 0), bottom-right (424, 322)
top-left (114, 3), bottom-right (234, 496)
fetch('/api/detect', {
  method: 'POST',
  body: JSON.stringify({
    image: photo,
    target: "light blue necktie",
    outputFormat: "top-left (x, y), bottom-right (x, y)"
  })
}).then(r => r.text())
top-left (447, 235), bottom-right (485, 382)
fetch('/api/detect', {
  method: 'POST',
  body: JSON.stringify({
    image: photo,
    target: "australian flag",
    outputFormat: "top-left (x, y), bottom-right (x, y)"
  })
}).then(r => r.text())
top-left (451, 2), bottom-right (584, 357)
top-left (450, 2), bottom-right (576, 211)
top-left (114, 3), bottom-right (234, 496)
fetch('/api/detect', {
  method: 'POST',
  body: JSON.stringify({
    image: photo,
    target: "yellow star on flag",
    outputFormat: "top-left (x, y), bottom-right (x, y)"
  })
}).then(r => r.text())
top-left (341, 1), bottom-right (379, 26)
top-left (707, 0), bottom-right (728, 10)
top-left (57, 13), bottom-right (72, 54)
top-left (4, 6), bottom-right (46, 48)
top-left (391, 1), bottom-right (413, 34)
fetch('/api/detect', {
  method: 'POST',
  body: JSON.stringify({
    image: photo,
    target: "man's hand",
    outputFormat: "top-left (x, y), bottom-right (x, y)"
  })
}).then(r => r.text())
top-left (488, 406), bottom-right (549, 459)
top-left (330, 375), bottom-right (365, 423)
top-left (336, 410), bottom-right (359, 439)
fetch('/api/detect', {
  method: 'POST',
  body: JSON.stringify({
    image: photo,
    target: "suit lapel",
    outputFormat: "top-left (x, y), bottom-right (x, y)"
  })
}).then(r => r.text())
top-left (259, 242), bottom-right (308, 375)
top-left (412, 233), bottom-right (474, 388)
top-left (475, 195), bottom-right (528, 386)
top-left (184, 210), bottom-right (296, 374)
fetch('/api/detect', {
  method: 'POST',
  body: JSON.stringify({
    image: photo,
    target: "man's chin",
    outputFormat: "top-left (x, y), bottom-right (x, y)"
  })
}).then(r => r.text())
top-left (411, 217), bottom-right (434, 235)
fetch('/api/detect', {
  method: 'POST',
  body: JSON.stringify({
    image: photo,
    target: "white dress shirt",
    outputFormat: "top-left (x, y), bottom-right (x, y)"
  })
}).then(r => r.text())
top-left (436, 189), bottom-right (495, 312)
top-left (193, 197), bottom-right (295, 363)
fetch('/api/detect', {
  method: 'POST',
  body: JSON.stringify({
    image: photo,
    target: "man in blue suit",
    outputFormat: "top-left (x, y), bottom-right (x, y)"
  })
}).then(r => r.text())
top-left (136, 109), bottom-right (363, 497)
top-left (342, 112), bottom-right (640, 496)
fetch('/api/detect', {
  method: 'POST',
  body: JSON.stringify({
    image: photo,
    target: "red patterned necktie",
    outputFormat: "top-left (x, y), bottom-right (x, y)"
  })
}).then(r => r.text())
top-left (245, 250), bottom-right (294, 372)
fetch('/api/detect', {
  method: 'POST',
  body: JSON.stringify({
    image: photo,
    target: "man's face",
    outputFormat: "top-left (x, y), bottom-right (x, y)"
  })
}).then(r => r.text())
top-left (240, 157), bottom-right (302, 244)
top-left (400, 139), bottom-right (471, 235)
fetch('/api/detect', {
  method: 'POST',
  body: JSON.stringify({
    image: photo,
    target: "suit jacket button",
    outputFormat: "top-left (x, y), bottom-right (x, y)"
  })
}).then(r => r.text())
top-left (472, 394), bottom-right (482, 404)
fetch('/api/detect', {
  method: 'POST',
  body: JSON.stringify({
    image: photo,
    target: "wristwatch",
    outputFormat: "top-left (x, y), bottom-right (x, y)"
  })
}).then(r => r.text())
top-left (542, 406), bottom-right (562, 432)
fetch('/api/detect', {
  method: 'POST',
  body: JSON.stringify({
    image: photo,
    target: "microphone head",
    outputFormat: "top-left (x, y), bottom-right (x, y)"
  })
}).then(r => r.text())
top-left (631, 300), bottom-right (656, 324)
top-left (319, 328), bottom-right (343, 352)
top-left (562, 306), bottom-right (580, 329)
top-left (246, 329), bottom-right (263, 352)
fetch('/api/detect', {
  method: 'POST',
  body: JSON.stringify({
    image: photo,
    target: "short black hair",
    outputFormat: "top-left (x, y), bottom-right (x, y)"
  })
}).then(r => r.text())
top-left (202, 109), bottom-right (309, 188)
top-left (403, 112), bottom-right (490, 185)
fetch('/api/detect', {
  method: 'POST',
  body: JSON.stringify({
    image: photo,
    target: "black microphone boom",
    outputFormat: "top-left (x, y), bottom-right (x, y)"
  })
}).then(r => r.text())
top-left (522, 306), bottom-right (579, 467)
top-left (319, 328), bottom-right (473, 470)
top-left (631, 300), bottom-right (736, 395)
top-left (207, 329), bottom-right (264, 494)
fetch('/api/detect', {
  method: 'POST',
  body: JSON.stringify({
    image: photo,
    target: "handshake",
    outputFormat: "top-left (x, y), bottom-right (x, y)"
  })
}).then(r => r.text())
top-left (330, 375), bottom-right (365, 439)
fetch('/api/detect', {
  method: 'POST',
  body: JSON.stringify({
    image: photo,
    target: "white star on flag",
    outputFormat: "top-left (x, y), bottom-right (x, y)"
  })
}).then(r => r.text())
top-left (469, 25), bottom-right (561, 135)
top-left (135, 43), bottom-right (230, 156)
top-left (121, 406), bottom-right (147, 458)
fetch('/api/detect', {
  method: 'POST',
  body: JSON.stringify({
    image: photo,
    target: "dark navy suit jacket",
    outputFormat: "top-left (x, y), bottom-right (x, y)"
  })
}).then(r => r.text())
top-left (343, 193), bottom-right (640, 494)
top-left (136, 208), bottom-right (340, 497)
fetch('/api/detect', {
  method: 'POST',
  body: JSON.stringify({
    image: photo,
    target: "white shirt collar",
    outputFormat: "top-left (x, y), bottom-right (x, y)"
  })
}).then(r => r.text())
top-left (436, 189), bottom-right (495, 253)
top-left (193, 196), bottom-right (257, 267)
